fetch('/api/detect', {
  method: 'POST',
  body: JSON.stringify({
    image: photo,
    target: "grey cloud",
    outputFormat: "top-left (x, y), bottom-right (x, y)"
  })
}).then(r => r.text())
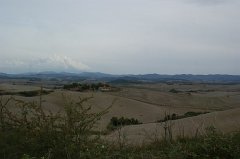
top-left (185, 0), bottom-right (236, 5)
top-left (0, 0), bottom-right (240, 74)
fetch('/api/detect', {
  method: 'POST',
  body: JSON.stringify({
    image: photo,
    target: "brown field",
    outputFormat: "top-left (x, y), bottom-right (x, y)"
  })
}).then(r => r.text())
top-left (106, 107), bottom-right (240, 144)
top-left (1, 82), bottom-right (240, 143)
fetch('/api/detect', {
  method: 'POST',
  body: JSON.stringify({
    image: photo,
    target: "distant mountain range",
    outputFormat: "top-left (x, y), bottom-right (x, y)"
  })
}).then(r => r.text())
top-left (1, 72), bottom-right (240, 84)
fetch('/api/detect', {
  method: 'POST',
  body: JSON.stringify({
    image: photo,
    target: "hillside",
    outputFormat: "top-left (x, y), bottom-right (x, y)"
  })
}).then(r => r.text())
top-left (106, 108), bottom-right (240, 144)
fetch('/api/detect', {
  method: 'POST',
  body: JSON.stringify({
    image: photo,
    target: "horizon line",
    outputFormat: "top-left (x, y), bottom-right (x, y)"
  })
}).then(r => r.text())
top-left (1, 71), bottom-right (240, 76)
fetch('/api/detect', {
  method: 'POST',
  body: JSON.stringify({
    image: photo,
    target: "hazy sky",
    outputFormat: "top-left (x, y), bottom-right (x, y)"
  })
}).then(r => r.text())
top-left (0, 0), bottom-right (240, 74)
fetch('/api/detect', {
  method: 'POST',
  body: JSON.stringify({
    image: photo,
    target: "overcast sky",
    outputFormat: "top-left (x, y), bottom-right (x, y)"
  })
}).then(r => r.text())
top-left (0, 0), bottom-right (240, 74)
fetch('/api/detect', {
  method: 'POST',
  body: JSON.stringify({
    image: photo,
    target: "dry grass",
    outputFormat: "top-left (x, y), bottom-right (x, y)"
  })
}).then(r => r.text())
top-left (1, 82), bottom-right (240, 142)
top-left (106, 108), bottom-right (240, 145)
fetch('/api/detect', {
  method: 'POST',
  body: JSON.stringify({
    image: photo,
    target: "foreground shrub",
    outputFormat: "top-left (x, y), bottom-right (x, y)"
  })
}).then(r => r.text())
top-left (104, 128), bottom-right (240, 159)
top-left (0, 94), bottom-right (239, 159)
top-left (0, 94), bottom-right (111, 159)
top-left (175, 127), bottom-right (240, 159)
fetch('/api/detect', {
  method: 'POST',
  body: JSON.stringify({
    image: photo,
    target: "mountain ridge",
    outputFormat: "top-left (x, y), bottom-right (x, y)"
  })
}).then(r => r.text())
top-left (1, 72), bottom-right (240, 84)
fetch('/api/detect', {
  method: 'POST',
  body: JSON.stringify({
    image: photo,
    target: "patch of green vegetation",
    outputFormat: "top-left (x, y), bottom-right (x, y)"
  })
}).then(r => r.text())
top-left (184, 111), bottom-right (208, 117)
top-left (107, 116), bottom-right (142, 130)
top-left (0, 90), bottom-right (53, 97)
top-left (17, 90), bottom-right (53, 97)
top-left (169, 89), bottom-right (215, 94)
top-left (169, 88), bottom-right (181, 93)
top-left (186, 89), bottom-right (215, 93)
top-left (63, 82), bottom-right (111, 91)
top-left (0, 91), bottom-right (14, 96)
top-left (158, 111), bottom-right (209, 122)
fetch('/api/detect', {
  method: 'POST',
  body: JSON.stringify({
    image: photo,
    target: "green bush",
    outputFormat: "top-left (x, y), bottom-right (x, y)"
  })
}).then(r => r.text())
top-left (63, 82), bottom-right (108, 91)
top-left (107, 116), bottom-right (142, 130)
top-left (184, 111), bottom-right (208, 117)
top-left (169, 89), bottom-right (181, 93)
top-left (0, 90), bottom-right (53, 97)
top-left (158, 112), bottom-right (209, 123)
